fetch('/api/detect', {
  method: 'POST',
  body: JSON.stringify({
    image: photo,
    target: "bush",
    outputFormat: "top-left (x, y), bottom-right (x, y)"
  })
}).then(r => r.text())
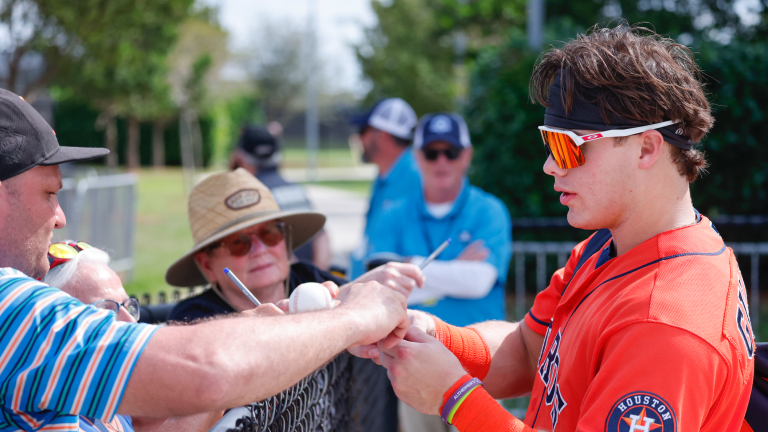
top-left (53, 98), bottom-right (213, 167)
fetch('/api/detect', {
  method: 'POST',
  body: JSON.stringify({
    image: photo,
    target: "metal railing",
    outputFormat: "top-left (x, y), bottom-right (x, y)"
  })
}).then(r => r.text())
top-left (730, 243), bottom-right (768, 329)
top-left (512, 241), bottom-right (768, 328)
top-left (55, 172), bottom-right (138, 279)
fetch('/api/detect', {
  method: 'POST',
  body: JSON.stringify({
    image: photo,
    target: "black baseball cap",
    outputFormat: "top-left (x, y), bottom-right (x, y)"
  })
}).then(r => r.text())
top-left (0, 89), bottom-right (109, 181)
top-left (237, 125), bottom-right (278, 159)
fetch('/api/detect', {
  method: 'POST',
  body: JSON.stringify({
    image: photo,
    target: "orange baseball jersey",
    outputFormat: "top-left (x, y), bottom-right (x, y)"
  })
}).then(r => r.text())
top-left (522, 215), bottom-right (754, 431)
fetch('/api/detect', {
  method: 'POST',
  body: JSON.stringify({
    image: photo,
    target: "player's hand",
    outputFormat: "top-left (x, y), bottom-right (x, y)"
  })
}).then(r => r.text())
top-left (408, 309), bottom-right (436, 337)
top-left (457, 240), bottom-right (489, 261)
top-left (239, 303), bottom-right (285, 317)
top-left (346, 262), bottom-right (425, 298)
top-left (348, 309), bottom-right (435, 362)
top-left (377, 326), bottom-right (466, 415)
top-left (337, 281), bottom-right (409, 350)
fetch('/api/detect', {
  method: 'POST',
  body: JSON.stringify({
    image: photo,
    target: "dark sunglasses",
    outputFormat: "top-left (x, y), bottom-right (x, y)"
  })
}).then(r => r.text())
top-left (48, 241), bottom-right (94, 270)
top-left (91, 298), bottom-right (140, 321)
top-left (209, 222), bottom-right (286, 257)
top-left (422, 147), bottom-right (463, 161)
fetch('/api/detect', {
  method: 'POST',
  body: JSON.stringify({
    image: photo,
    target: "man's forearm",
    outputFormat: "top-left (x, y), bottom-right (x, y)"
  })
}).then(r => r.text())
top-left (120, 307), bottom-right (363, 417)
top-left (408, 259), bottom-right (497, 304)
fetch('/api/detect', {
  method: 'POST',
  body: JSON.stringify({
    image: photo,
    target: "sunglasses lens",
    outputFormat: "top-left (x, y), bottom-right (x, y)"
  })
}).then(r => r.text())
top-left (424, 150), bottom-right (439, 161)
top-left (445, 148), bottom-right (462, 160)
top-left (76, 242), bottom-right (93, 251)
top-left (49, 243), bottom-right (78, 259)
top-left (259, 224), bottom-right (285, 247)
top-left (228, 236), bottom-right (252, 257)
top-left (541, 130), bottom-right (585, 169)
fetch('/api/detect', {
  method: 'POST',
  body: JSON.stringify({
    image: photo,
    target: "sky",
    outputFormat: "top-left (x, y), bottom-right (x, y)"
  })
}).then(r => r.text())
top-left (202, 0), bottom-right (377, 96)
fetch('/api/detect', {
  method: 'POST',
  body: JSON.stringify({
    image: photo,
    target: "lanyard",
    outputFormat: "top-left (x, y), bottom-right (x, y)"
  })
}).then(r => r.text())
top-left (419, 187), bottom-right (469, 252)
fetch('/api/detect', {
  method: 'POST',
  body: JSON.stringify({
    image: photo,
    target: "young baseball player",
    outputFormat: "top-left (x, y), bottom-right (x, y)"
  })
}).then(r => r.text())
top-left (359, 25), bottom-right (756, 431)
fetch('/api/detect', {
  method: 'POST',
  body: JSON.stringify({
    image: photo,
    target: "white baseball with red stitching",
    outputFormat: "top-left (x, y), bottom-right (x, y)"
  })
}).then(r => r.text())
top-left (288, 282), bottom-right (333, 313)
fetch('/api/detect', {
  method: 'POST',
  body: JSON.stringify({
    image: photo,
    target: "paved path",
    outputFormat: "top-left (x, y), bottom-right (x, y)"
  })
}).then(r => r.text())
top-left (304, 184), bottom-right (368, 268)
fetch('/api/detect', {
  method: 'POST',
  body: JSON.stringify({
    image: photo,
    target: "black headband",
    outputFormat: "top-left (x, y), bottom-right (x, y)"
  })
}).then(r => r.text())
top-left (543, 74), bottom-right (693, 150)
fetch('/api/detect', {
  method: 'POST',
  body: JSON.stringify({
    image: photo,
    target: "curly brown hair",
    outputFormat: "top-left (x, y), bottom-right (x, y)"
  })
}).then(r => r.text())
top-left (529, 24), bottom-right (711, 182)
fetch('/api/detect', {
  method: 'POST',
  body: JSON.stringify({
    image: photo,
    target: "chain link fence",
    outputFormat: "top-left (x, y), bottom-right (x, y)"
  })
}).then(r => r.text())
top-left (220, 353), bottom-right (396, 432)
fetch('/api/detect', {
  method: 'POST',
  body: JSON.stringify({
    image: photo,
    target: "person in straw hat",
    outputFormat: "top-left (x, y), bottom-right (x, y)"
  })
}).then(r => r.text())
top-left (0, 89), bottom-right (410, 430)
top-left (167, 168), bottom-right (425, 322)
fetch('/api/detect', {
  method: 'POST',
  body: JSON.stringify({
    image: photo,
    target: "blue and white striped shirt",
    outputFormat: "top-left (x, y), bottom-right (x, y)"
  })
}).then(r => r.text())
top-left (0, 268), bottom-right (157, 431)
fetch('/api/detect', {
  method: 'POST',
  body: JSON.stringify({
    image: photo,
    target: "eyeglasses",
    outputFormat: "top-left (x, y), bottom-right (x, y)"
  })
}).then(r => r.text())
top-left (209, 222), bottom-right (286, 257)
top-left (422, 147), bottom-right (463, 161)
top-left (91, 298), bottom-right (140, 321)
top-left (538, 120), bottom-right (679, 169)
top-left (48, 241), bottom-right (93, 270)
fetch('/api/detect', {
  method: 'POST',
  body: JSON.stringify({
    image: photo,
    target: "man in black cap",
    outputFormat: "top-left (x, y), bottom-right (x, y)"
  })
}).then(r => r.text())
top-left (230, 123), bottom-right (331, 269)
top-left (0, 89), bottom-right (411, 431)
top-left (0, 89), bottom-right (109, 277)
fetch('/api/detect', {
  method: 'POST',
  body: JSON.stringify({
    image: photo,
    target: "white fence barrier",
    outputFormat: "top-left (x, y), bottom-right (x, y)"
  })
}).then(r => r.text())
top-left (55, 172), bottom-right (138, 279)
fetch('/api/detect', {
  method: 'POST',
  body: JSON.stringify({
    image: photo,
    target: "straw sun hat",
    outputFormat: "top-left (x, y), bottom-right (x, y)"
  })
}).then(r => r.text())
top-left (165, 168), bottom-right (326, 287)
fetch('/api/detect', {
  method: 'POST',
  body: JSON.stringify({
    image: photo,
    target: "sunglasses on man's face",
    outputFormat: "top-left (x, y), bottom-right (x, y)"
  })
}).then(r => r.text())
top-left (209, 222), bottom-right (286, 257)
top-left (422, 147), bottom-right (463, 161)
top-left (538, 120), bottom-right (678, 169)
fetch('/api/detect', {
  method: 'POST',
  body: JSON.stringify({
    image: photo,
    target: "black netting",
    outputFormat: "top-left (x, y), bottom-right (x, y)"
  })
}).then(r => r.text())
top-left (225, 352), bottom-right (397, 432)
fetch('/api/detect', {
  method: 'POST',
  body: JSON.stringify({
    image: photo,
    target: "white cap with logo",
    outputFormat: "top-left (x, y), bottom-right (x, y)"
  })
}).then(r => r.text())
top-left (353, 98), bottom-right (418, 140)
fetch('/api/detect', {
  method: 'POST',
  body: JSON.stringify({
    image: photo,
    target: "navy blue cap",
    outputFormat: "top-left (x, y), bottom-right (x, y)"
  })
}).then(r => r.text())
top-left (413, 113), bottom-right (471, 150)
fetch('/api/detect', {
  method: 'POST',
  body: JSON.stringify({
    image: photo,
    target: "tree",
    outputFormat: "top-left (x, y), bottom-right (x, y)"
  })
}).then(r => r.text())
top-left (44, 0), bottom-right (194, 168)
top-left (356, 0), bottom-right (458, 115)
top-left (241, 21), bottom-right (308, 125)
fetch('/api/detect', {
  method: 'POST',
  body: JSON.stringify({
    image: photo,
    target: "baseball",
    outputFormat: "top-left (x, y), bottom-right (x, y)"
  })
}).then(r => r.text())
top-left (288, 282), bottom-right (333, 313)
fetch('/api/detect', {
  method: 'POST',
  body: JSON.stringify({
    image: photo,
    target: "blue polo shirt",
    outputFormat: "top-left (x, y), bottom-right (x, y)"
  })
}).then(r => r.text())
top-left (367, 179), bottom-right (512, 327)
top-left (350, 150), bottom-right (421, 277)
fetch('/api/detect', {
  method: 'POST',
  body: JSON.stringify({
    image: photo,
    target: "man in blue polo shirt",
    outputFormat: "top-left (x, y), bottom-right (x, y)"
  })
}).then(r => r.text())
top-left (366, 112), bottom-right (511, 432)
top-left (349, 98), bottom-right (421, 277)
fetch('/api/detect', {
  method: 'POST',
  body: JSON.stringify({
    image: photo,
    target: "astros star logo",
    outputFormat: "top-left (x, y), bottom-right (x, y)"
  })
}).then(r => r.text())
top-left (622, 407), bottom-right (662, 432)
top-left (605, 391), bottom-right (677, 432)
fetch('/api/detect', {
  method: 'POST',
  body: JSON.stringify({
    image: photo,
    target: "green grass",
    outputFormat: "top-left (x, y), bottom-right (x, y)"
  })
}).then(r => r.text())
top-left (281, 148), bottom-right (360, 169)
top-left (304, 180), bottom-right (371, 195)
top-left (124, 168), bottom-right (193, 298)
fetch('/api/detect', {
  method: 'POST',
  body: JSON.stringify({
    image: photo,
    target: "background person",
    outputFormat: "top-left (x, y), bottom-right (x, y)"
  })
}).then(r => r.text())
top-left (367, 112), bottom-right (511, 432)
top-left (0, 88), bottom-right (411, 431)
top-left (230, 122), bottom-right (331, 270)
top-left (348, 97), bottom-right (420, 278)
top-left (43, 246), bottom-right (223, 432)
top-left (363, 25), bottom-right (754, 432)
top-left (167, 168), bottom-right (425, 322)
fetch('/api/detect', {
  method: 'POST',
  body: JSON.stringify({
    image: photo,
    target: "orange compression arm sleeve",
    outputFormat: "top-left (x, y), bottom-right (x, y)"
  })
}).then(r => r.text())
top-left (433, 317), bottom-right (491, 380)
top-left (443, 375), bottom-right (534, 432)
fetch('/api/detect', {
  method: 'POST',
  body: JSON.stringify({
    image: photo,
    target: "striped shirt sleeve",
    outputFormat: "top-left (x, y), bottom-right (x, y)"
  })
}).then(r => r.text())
top-left (0, 268), bottom-right (157, 431)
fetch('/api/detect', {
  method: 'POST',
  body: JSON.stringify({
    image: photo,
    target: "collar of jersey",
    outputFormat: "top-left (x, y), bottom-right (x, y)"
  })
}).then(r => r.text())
top-left (591, 210), bottom-right (721, 273)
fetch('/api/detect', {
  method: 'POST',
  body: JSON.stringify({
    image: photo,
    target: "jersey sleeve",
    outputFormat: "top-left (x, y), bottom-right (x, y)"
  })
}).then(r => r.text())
top-left (0, 270), bottom-right (157, 429)
top-left (524, 237), bottom-right (591, 335)
top-left (575, 322), bottom-right (731, 431)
